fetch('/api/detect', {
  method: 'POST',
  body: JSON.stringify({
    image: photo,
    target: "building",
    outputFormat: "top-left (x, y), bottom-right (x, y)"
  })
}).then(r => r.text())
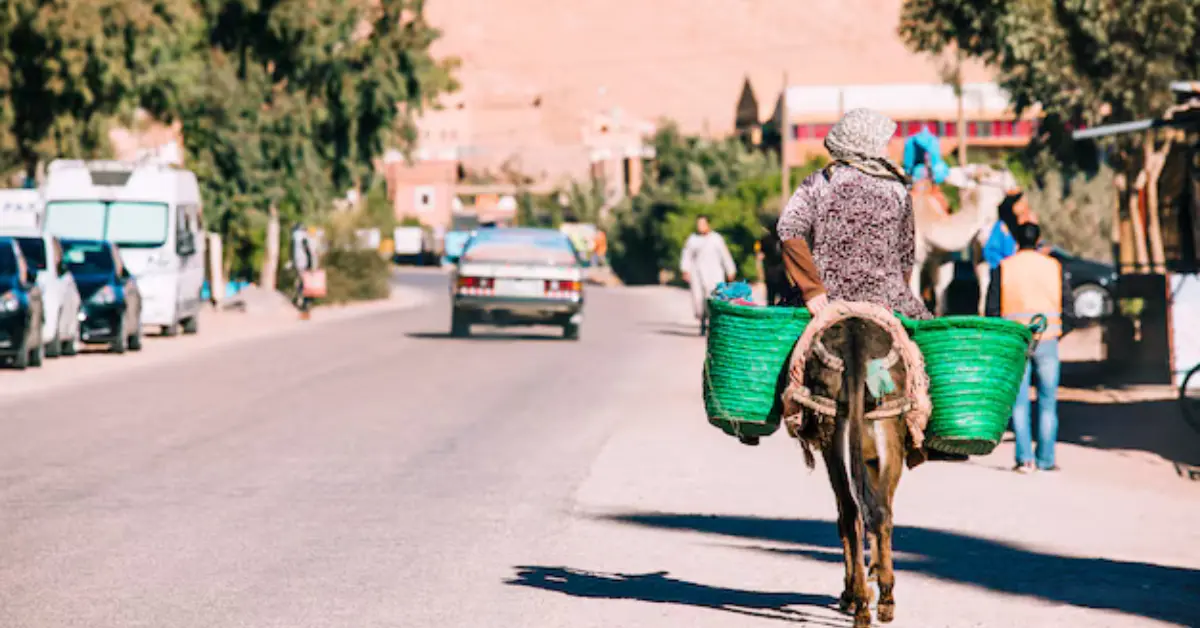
top-left (782, 82), bottom-right (1039, 164)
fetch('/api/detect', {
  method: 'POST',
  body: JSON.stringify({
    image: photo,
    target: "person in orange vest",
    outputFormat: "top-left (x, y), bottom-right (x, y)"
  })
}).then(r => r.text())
top-left (985, 222), bottom-right (1073, 473)
top-left (592, 229), bottom-right (608, 267)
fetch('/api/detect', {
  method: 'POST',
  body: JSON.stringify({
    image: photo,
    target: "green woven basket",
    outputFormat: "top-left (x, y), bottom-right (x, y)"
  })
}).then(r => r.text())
top-left (703, 299), bottom-right (812, 438)
top-left (904, 316), bottom-right (1036, 455)
top-left (702, 301), bottom-right (1038, 453)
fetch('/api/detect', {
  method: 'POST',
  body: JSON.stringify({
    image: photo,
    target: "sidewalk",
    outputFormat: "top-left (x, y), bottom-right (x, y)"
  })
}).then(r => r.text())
top-left (0, 285), bottom-right (429, 402)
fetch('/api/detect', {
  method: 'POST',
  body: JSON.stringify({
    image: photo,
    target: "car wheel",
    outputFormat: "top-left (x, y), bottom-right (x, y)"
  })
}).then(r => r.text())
top-left (128, 326), bottom-right (143, 352)
top-left (162, 322), bottom-right (179, 337)
top-left (181, 316), bottom-right (199, 335)
top-left (563, 322), bottom-right (580, 341)
top-left (450, 309), bottom-right (471, 337)
top-left (1072, 284), bottom-right (1111, 322)
top-left (111, 323), bottom-right (128, 354)
top-left (11, 342), bottom-right (29, 370)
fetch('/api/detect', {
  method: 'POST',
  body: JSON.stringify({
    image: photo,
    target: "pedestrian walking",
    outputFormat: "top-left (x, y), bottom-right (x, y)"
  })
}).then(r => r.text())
top-left (680, 215), bottom-right (736, 335)
top-left (291, 223), bottom-right (317, 316)
top-left (776, 108), bottom-right (931, 321)
top-left (985, 222), bottom-right (1073, 473)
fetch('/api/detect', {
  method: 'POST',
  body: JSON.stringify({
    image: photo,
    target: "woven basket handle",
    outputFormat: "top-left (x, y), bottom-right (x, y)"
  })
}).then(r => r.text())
top-left (1026, 314), bottom-right (1048, 358)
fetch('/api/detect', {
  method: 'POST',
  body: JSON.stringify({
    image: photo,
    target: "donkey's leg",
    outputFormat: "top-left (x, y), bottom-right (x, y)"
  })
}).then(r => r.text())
top-left (824, 449), bottom-right (859, 613)
top-left (847, 513), bottom-right (872, 626)
top-left (875, 428), bottom-right (906, 624)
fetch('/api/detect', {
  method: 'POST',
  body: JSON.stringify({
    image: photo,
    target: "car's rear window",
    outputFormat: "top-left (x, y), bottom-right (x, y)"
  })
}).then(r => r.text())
top-left (14, 237), bottom-right (46, 270)
top-left (0, 241), bottom-right (17, 275)
top-left (463, 230), bottom-right (580, 266)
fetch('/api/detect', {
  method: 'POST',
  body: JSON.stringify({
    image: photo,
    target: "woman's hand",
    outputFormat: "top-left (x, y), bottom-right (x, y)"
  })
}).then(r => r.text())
top-left (807, 293), bottom-right (829, 315)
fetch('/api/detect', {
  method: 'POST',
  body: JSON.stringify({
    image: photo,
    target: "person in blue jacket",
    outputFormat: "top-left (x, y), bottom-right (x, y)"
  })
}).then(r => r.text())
top-left (983, 191), bottom-right (1034, 269)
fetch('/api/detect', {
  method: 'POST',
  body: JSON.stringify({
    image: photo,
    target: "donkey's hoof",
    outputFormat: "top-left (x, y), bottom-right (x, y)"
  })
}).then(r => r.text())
top-left (877, 602), bottom-right (896, 623)
top-left (838, 592), bottom-right (855, 613)
top-left (853, 609), bottom-right (873, 628)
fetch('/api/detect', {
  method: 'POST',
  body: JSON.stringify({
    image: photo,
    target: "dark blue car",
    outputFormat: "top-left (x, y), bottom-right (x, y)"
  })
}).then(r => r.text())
top-left (0, 237), bottom-right (44, 369)
top-left (61, 239), bottom-right (143, 354)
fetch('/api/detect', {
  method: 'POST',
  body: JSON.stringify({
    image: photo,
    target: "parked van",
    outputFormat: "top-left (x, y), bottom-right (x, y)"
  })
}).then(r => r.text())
top-left (41, 160), bottom-right (206, 336)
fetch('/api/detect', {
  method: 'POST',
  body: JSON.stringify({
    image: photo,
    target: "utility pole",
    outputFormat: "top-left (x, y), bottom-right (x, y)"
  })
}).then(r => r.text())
top-left (955, 49), bottom-right (968, 166)
top-left (781, 71), bottom-right (791, 207)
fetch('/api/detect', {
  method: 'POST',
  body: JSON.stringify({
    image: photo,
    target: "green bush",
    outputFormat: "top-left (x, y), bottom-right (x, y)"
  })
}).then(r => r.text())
top-left (320, 248), bottom-right (391, 304)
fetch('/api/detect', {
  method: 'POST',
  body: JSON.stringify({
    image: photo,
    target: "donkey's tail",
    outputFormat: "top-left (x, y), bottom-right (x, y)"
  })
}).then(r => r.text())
top-left (845, 320), bottom-right (883, 532)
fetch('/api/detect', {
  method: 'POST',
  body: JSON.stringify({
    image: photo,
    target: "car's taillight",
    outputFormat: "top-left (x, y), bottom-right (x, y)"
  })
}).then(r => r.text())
top-left (457, 276), bottom-right (494, 295)
top-left (544, 279), bottom-right (582, 299)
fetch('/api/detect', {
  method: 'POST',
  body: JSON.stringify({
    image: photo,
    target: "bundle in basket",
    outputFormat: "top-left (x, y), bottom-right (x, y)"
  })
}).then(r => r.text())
top-left (703, 299), bottom-right (812, 438)
top-left (903, 316), bottom-right (1036, 455)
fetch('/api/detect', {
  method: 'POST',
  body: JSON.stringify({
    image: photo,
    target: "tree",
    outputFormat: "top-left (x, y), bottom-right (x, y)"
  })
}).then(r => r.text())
top-left (177, 0), bottom-right (458, 279)
top-left (0, 0), bottom-right (198, 179)
top-left (900, 0), bottom-right (1200, 271)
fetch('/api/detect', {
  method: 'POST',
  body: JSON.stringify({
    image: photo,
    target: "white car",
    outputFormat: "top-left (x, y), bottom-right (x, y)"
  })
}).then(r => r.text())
top-left (10, 232), bottom-right (82, 356)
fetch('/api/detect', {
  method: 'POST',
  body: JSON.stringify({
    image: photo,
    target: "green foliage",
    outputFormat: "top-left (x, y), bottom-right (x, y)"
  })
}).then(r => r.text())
top-left (177, 0), bottom-right (458, 280)
top-left (608, 122), bottom-right (826, 285)
top-left (0, 0), bottom-right (458, 279)
top-left (899, 0), bottom-right (1199, 173)
top-left (1026, 166), bottom-right (1116, 262)
top-left (362, 181), bottom-right (397, 233)
top-left (320, 248), bottom-right (391, 304)
top-left (0, 0), bottom-right (199, 176)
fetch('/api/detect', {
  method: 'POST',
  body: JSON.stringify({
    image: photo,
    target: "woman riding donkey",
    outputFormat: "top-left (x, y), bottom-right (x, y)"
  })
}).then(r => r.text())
top-left (776, 109), bottom-right (934, 627)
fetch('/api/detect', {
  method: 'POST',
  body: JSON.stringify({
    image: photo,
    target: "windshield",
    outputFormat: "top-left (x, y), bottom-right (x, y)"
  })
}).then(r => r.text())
top-left (13, 237), bottom-right (46, 271)
top-left (0, 241), bottom-right (17, 276)
top-left (61, 240), bottom-right (115, 274)
top-left (44, 201), bottom-right (170, 248)
top-left (462, 229), bottom-right (581, 266)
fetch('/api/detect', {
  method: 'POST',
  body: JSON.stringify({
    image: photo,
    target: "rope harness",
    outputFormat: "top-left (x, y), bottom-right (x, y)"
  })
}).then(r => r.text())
top-left (782, 302), bottom-right (932, 452)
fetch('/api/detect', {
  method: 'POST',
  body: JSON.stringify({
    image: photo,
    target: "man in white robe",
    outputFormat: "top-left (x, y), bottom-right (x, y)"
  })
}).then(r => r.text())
top-left (680, 215), bottom-right (736, 334)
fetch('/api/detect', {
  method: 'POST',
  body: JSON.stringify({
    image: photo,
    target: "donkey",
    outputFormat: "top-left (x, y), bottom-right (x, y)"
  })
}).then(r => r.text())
top-left (793, 316), bottom-right (914, 627)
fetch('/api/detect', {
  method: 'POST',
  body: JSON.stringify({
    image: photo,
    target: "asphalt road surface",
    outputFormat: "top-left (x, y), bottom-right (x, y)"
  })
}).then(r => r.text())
top-left (1, 270), bottom-right (1197, 628)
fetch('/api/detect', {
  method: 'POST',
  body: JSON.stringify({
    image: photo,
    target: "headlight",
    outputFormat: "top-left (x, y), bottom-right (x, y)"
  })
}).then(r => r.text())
top-left (0, 291), bottom-right (18, 313)
top-left (89, 285), bottom-right (119, 306)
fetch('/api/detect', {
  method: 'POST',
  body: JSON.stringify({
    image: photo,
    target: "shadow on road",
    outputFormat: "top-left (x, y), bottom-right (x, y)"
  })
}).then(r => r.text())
top-left (653, 329), bottom-right (703, 338)
top-left (1058, 398), bottom-right (1200, 466)
top-left (505, 566), bottom-right (844, 625)
top-left (599, 512), bottom-right (1200, 627)
top-left (405, 331), bottom-right (565, 342)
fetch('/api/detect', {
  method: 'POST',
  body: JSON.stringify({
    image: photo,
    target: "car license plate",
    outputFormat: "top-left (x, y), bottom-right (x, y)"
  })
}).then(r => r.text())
top-left (494, 278), bottom-right (543, 297)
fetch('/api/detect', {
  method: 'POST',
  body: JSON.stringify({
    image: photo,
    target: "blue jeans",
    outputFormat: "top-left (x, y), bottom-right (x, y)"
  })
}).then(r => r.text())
top-left (1012, 338), bottom-right (1060, 468)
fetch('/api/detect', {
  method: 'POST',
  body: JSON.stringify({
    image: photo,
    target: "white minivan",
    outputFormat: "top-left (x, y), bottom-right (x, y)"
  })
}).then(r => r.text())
top-left (42, 160), bottom-right (206, 336)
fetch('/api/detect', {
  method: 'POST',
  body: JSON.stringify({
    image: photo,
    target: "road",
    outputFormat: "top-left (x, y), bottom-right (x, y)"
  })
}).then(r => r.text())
top-left (1, 269), bottom-right (1197, 628)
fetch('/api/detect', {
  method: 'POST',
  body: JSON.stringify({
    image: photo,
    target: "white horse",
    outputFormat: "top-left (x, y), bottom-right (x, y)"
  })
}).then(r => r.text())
top-left (911, 165), bottom-right (1018, 316)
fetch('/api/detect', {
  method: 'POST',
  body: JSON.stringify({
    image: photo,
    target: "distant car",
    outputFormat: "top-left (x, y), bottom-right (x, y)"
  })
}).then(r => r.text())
top-left (450, 227), bottom-right (585, 339)
top-left (0, 237), bottom-right (44, 368)
top-left (61, 239), bottom-right (143, 354)
top-left (1047, 247), bottom-right (1118, 327)
top-left (10, 233), bottom-right (83, 357)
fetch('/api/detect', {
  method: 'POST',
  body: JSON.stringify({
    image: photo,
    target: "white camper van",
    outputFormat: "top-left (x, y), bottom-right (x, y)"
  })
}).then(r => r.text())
top-left (42, 160), bottom-right (206, 335)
